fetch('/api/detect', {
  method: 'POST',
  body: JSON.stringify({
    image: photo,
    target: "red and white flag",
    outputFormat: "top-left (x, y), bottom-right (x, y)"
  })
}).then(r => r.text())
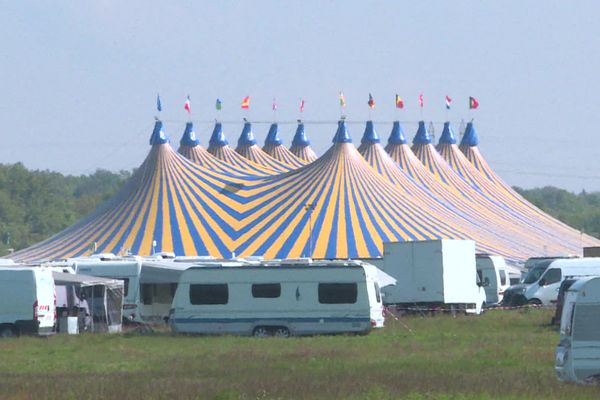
top-left (445, 95), bottom-right (452, 110)
top-left (272, 98), bottom-right (277, 111)
top-left (184, 96), bottom-right (191, 114)
top-left (419, 93), bottom-right (424, 108)
top-left (299, 99), bottom-right (305, 113)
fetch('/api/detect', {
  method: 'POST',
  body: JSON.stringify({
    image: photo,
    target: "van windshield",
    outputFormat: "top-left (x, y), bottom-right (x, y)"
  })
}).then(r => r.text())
top-left (523, 266), bottom-right (548, 284)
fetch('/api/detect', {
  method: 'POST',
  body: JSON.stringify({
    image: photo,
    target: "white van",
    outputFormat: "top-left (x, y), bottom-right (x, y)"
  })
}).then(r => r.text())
top-left (521, 258), bottom-right (600, 306)
top-left (0, 267), bottom-right (56, 337)
top-left (170, 261), bottom-right (384, 336)
top-left (556, 276), bottom-right (600, 383)
top-left (476, 254), bottom-right (511, 305)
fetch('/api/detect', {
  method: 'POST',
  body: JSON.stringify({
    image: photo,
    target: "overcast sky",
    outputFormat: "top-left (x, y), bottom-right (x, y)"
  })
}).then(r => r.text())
top-left (2, 1), bottom-right (599, 192)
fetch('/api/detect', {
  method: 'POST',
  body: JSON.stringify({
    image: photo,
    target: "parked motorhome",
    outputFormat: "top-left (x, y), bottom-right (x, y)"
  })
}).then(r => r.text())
top-left (0, 267), bottom-right (56, 337)
top-left (170, 260), bottom-right (386, 336)
top-left (556, 276), bottom-right (600, 383)
top-left (504, 258), bottom-right (600, 306)
top-left (476, 254), bottom-right (511, 305)
top-left (380, 240), bottom-right (486, 314)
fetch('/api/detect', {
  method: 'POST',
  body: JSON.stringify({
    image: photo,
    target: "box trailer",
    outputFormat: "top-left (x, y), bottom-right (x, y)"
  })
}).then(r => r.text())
top-left (380, 240), bottom-right (486, 314)
top-left (170, 260), bottom-right (385, 336)
top-left (556, 276), bottom-right (600, 383)
top-left (0, 267), bottom-right (56, 337)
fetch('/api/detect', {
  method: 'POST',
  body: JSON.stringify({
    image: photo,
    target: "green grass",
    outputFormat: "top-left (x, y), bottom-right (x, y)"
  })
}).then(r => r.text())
top-left (1, 309), bottom-right (599, 399)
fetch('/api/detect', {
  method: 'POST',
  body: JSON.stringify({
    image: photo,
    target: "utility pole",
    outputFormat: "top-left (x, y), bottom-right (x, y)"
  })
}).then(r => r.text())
top-left (304, 203), bottom-right (315, 257)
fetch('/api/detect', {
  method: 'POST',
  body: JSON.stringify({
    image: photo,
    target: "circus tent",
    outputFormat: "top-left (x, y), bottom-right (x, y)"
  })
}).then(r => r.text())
top-left (7, 117), bottom-right (599, 263)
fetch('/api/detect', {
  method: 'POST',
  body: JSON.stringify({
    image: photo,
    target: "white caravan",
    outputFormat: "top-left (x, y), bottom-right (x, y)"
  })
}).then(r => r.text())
top-left (70, 256), bottom-right (143, 321)
top-left (519, 258), bottom-right (600, 306)
top-left (0, 267), bottom-right (56, 337)
top-left (170, 260), bottom-right (385, 336)
top-left (380, 240), bottom-right (486, 314)
top-left (476, 254), bottom-right (511, 305)
top-left (556, 276), bottom-right (600, 383)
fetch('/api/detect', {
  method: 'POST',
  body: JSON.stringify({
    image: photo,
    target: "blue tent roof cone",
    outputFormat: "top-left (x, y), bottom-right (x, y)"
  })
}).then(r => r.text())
top-left (332, 120), bottom-right (352, 143)
top-left (209, 122), bottom-right (228, 146)
top-left (149, 120), bottom-right (169, 145)
top-left (292, 123), bottom-right (310, 146)
top-left (264, 123), bottom-right (283, 146)
top-left (361, 121), bottom-right (380, 144)
top-left (412, 121), bottom-right (432, 145)
top-left (438, 122), bottom-right (457, 145)
top-left (388, 121), bottom-right (407, 145)
top-left (179, 122), bottom-right (200, 147)
top-left (237, 122), bottom-right (257, 147)
top-left (460, 122), bottom-right (480, 147)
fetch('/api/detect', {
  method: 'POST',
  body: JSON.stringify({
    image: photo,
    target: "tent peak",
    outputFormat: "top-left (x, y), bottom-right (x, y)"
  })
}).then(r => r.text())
top-left (237, 122), bottom-right (257, 146)
top-left (332, 120), bottom-right (352, 143)
top-left (388, 121), bottom-right (407, 145)
top-left (412, 120), bottom-right (431, 145)
top-left (149, 120), bottom-right (169, 145)
top-left (292, 122), bottom-right (310, 146)
top-left (361, 120), bottom-right (380, 144)
top-left (179, 122), bottom-right (200, 147)
top-left (264, 123), bottom-right (283, 146)
top-left (209, 122), bottom-right (228, 146)
top-left (460, 121), bottom-right (480, 147)
top-left (438, 121), bottom-right (457, 145)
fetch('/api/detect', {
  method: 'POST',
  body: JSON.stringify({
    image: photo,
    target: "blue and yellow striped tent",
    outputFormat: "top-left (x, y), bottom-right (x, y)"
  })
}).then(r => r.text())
top-left (262, 123), bottom-right (307, 168)
top-left (8, 118), bottom-right (599, 263)
top-left (234, 122), bottom-right (294, 173)
top-left (289, 122), bottom-right (318, 162)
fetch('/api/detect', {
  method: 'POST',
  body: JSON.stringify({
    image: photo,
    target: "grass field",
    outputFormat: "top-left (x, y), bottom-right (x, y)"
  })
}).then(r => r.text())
top-left (1, 308), bottom-right (599, 400)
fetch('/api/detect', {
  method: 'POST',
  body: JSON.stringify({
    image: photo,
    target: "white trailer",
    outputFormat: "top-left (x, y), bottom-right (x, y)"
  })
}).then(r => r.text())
top-left (476, 254), bottom-right (511, 305)
top-left (380, 240), bottom-right (486, 314)
top-left (556, 276), bottom-right (600, 383)
top-left (0, 267), bottom-right (56, 337)
top-left (170, 260), bottom-right (385, 336)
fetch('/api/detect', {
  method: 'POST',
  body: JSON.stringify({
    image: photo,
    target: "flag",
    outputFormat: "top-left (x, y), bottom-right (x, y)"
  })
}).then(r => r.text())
top-left (184, 95), bottom-right (191, 113)
top-left (339, 92), bottom-right (346, 108)
top-left (419, 93), bottom-right (424, 108)
top-left (445, 95), bottom-right (452, 110)
top-left (469, 96), bottom-right (479, 109)
top-left (216, 98), bottom-right (222, 111)
top-left (299, 99), bottom-right (305, 113)
top-left (241, 96), bottom-right (250, 109)
top-left (395, 94), bottom-right (404, 109)
top-left (156, 94), bottom-right (162, 112)
top-left (367, 93), bottom-right (376, 109)
top-left (272, 98), bottom-right (277, 111)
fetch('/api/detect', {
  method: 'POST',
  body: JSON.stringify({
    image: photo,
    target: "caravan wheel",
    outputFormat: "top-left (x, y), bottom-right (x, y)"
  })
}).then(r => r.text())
top-left (274, 327), bottom-right (290, 338)
top-left (0, 325), bottom-right (16, 338)
top-left (253, 326), bottom-right (270, 337)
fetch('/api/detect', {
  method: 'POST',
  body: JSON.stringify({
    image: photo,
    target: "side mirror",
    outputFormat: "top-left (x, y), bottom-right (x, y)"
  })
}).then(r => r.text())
top-left (483, 277), bottom-right (490, 287)
top-left (539, 278), bottom-right (546, 287)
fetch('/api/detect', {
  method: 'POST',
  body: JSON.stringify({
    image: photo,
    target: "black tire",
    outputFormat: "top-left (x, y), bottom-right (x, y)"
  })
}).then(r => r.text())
top-left (273, 327), bottom-right (290, 338)
top-left (252, 326), bottom-right (270, 337)
top-left (0, 325), bottom-right (16, 338)
top-left (528, 298), bottom-right (542, 306)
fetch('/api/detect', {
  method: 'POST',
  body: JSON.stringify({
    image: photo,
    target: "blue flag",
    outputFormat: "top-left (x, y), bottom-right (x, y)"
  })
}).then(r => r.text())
top-left (157, 94), bottom-right (162, 112)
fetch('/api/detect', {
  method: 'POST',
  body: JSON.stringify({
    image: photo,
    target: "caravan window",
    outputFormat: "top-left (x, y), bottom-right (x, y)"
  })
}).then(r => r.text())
top-left (252, 283), bottom-right (281, 298)
top-left (374, 282), bottom-right (381, 303)
top-left (190, 284), bottom-right (228, 305)
top-left (318, 283), bottom-right (357, 304)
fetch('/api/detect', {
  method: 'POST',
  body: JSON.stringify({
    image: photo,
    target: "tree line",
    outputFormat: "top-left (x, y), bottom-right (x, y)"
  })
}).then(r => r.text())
top-left (0, 163), bottom-right (598, 256)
